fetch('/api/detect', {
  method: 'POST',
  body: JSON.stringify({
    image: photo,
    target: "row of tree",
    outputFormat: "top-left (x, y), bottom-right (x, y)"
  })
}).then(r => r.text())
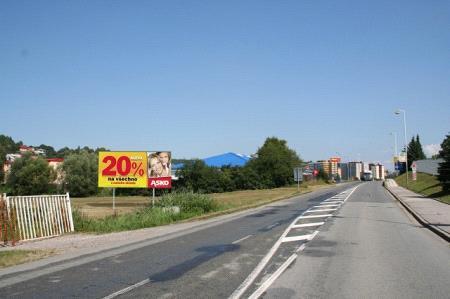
top-left (177, 137), bottom-right (302, 193)
top-left (1, 136), bottom-right (304, 196)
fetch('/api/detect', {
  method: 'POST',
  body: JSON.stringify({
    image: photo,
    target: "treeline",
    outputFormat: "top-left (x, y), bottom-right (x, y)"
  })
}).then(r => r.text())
top-left (1, 135), bottom-right (303, 197)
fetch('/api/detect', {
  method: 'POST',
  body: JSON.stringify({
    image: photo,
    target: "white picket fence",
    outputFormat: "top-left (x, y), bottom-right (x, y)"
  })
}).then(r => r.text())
top-left (3, 193), bottom-right (74, 241)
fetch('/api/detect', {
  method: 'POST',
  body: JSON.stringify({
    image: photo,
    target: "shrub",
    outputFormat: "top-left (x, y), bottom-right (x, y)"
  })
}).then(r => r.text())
top-left (6, 153), bottom-right (55, 195)
top-left (157, 191), bottom-right (218, 214)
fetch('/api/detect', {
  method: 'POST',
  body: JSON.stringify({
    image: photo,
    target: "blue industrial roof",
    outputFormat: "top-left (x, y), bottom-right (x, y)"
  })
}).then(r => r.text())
top-left (172, 152), bottom-right (251, 170)
top-left (203, 152), bottom-right (251, 167)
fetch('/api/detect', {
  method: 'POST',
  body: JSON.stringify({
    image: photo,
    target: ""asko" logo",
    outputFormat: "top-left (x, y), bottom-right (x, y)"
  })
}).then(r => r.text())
top-left (148, 178), bottom-right (172, 189)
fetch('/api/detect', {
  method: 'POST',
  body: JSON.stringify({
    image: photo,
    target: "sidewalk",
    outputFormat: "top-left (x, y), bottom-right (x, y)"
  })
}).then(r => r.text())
top-left (384, 179), bottom-right (450, 242)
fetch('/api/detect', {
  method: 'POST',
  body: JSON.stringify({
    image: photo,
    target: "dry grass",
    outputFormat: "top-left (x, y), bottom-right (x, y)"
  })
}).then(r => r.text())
top-left (72, 181), bottom-right (332, 219)
top-left (0, 249), bottom-right (56, 268)
top-left (72, 196), bottom-right (151, 218)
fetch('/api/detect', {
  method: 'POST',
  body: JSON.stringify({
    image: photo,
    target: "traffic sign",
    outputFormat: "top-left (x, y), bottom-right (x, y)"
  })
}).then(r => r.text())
top-left (293, 167), bottom-right (303, 182)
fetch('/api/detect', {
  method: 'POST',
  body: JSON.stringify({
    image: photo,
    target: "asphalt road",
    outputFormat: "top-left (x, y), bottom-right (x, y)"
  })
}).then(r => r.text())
top-left (0, 183), bottom-right (357, 299)
top-left (264, 181), bottom-right (450, 299)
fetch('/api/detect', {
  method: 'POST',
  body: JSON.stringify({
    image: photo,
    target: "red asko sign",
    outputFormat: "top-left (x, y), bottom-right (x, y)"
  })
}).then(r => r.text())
top-left (148, 177), bottom-right (172, 189)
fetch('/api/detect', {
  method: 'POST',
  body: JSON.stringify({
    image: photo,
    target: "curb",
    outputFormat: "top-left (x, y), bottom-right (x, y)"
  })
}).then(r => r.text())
top-left (384, 185), bottom-right (450, 242)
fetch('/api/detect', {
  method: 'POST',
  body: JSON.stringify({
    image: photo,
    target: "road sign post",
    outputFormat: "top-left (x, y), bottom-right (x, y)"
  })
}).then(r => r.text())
top-left (293, 167), bottom-right (303, 191)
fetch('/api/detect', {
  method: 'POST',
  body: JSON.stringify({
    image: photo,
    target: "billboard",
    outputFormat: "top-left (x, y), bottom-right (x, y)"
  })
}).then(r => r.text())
top-left (98, 152), bottom-right (148, 188)
top-left (147, 151), bottom-right (172, 189)
top-left (98, 151), bottom-right (173, 189)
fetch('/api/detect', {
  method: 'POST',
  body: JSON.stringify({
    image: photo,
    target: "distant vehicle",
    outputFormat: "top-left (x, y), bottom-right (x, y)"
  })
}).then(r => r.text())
top-left (361, 171), bottom-right (373, 181)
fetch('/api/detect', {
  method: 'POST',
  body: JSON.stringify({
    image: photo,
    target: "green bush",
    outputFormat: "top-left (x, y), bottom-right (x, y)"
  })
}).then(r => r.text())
top-left (157, 191), bottom-right (218, 214)
top-left (6, 153), bottom-right (56, 195)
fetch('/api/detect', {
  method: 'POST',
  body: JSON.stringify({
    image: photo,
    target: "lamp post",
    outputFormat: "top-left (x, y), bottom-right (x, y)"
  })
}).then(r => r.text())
top-left (390, 132), bottom-right (398, 157)
top-left (395, 109), bottom-right (408, 186)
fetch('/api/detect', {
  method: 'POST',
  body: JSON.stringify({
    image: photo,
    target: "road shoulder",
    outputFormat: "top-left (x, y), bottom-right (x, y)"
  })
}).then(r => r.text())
top-left (384, 179), bottom-right (450, 242)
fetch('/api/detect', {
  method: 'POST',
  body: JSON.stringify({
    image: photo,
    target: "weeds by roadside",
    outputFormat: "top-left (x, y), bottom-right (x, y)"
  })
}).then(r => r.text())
top-left (73, 191), bottom-right (219, 233)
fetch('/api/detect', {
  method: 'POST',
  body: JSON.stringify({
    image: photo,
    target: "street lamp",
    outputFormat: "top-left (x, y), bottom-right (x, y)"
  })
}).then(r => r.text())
top-left (390, 132), bottom-right (398, 157)
top-left (395, 109), bottom-right (408, 186)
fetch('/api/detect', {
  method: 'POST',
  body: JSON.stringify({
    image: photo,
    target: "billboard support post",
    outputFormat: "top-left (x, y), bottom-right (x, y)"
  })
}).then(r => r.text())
top-left (152, 188), bottom-right (155, 207)
top-left (112, 188), bottom-right (116, 212)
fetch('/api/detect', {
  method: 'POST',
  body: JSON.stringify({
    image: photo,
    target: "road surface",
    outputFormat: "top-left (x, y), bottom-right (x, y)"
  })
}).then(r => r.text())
top-left (1, 182), bottom-right (449, 299)
top-left (264, 181), bottom-right (450, 299)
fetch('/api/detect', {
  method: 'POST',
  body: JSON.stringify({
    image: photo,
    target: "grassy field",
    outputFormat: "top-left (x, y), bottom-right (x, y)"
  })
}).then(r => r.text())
top-left (71, 180), bottom-right (333, 233)
top-left (0, 250), bottom-right (56, 268)
top-left (394, 172), bottom-right (450, 204)
top-left (72, 180), bottom-right (331, 219)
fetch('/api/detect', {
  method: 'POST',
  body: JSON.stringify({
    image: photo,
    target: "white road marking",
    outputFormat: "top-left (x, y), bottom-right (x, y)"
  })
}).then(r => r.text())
top-left (229, 213), bottom-right (308, 299)
top-left (230, 185), bottom-right (361, 299)
top-left (318, 203), bottom-right (340, 207)
top-left (102, 278), bottom-right (150, 299)
top-left (282, 231), bottom-right (318, 243)
top-left (305, 208), bottom-right (338, 213)
top-left (292, 222), bottom-right (324, 228)
top-left (295, 243), bottom-right (307, 253)
top-left (248, 253), bottom-right (298, 299)
top-left (232, 235), bottom-right (253, 244)
top-left (298, 214), bottom-right (333, 219)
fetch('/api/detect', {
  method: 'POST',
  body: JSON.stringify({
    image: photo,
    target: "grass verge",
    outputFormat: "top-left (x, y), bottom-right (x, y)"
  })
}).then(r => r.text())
top-left (394, 172), bottom-right (450, 204)
top-left (0, 249), bottom-right (56, 268)
top-left (73, 180), bottom-right (333, 233)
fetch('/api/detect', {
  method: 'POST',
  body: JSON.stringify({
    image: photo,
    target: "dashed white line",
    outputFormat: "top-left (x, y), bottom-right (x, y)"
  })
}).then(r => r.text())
top-left (232, 235), bottom-right (253, 244)
top-left (102, 278), bottom-right (150, 299)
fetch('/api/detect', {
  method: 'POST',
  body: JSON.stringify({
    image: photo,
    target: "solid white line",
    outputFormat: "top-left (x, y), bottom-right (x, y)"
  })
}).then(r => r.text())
top-left (292, 222), bottom-right (324, 228)
top-left (102, 278), bottom-right (150, 299)
top-left (232, 234), bottom-right (253, 244)
top-left (230, 186), bottom-right (360, 299)
top-left (229, 213), bottom-right (306, 299)
top-left (248, 253), bottom-right (298, 299)
top-left (298, 214), bottom-right (333, 219)
top-left (296, 243), bottom-right (307, 253)
top-left (248, 253), bottom-right (297, 299)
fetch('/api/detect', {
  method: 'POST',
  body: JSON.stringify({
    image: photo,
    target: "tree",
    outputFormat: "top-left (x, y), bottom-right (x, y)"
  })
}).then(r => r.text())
top-left (0, 135), bottom-right (21, 182)
top-left (6, 153), bottom-right (55, 195)
top-left (437, 134), bottom-right (450, 192)
top-left (407, 134), bottom-right (426, 168)
top-left (61, 151), bottom-right (98, 197)
top-left (247, 137), bottom-right (302, 188)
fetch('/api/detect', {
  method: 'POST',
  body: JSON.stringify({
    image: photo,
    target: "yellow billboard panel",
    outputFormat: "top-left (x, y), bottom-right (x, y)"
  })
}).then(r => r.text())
top-left (98, 152), bottom-right (148, 188)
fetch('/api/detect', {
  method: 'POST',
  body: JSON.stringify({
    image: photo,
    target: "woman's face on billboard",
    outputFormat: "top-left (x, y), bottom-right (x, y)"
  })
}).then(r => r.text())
top-left (158, 152), bottom-right (170, 166)
top-left (150, 157), bottom-right (162, 175)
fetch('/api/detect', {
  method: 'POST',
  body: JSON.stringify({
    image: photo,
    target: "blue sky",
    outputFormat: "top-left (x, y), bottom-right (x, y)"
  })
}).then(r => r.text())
top-left (1, 1), bottom-right (449, 169)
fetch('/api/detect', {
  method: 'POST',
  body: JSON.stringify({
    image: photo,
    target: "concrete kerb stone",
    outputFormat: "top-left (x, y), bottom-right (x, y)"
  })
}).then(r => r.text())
top-left (384, 184), bottom-right (450, 242)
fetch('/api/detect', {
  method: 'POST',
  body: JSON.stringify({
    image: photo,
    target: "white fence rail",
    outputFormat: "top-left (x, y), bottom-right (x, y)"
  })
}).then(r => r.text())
top-left (3, 193), bottom-right (74, 241)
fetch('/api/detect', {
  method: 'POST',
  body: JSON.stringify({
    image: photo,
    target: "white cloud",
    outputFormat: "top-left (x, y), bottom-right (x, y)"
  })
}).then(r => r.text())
top-left (424, 144), bottom-right (441, 158)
